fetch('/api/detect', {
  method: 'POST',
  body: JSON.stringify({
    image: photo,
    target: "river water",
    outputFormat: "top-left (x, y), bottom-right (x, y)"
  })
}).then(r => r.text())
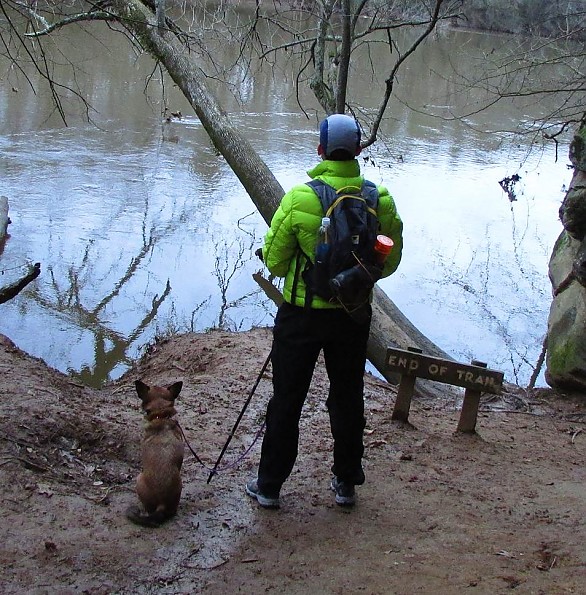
top-left (0, 17), bottom-right (570, 387)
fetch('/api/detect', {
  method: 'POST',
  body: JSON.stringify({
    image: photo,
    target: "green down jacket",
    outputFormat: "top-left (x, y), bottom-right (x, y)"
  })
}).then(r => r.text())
top-left (262, 159), bottom-right (403, 309)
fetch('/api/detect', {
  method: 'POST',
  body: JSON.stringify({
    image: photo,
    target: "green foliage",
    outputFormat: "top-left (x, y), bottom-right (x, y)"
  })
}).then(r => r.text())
top-left (463, 0), bottom-right (586, 39)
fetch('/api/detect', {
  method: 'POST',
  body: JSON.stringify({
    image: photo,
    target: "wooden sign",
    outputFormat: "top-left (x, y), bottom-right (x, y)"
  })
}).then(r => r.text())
top-left (386, 347), bottom-right (505, 432)
top-left (386, 348), bottom-right (503, 395)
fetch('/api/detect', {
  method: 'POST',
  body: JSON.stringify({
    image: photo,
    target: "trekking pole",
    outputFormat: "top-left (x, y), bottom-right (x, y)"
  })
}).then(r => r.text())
top-left (207, 349), bottom-right (272, 483)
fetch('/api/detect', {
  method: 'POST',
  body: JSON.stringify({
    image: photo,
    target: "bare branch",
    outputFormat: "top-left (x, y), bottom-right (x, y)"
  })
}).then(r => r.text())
top-left (364, 0), bottom-right (450, 147)
top-left (24, 11), bottom-right (115, 37)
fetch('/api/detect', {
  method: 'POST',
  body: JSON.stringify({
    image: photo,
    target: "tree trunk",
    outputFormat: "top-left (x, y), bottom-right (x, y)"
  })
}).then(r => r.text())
top-left (335, 0), bottom-right (352, 114)
top-left (111, 0), bottom-right (450, 389)
top-left (0, 195), bottom-right (9, 243)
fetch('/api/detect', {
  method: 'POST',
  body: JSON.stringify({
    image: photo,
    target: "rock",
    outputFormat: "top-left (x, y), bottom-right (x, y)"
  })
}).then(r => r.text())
top-left (548, 231), bottom-right (578, 290)
top-left (559, 171), bottom-right (586, 240)
top-left (546, 230), bottom-right (586, 391)
top-left (569, 123), bottom-right (586, 171)
top-left (546, 117), bottom-right (586, 393)
top-left (572, 240), bottom-right (586, 286)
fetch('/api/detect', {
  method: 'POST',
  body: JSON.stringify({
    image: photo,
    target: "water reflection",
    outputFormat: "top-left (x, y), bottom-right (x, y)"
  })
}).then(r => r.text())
top-left (0, 22), bottom-right (570, 388)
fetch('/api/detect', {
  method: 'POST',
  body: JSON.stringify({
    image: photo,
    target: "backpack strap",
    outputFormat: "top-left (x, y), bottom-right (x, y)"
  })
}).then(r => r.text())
top-left (359, 180), bottom-right (380, 213)
top-left (300, 180), bottom-right (336, 309)
top-left (306, 179), bottom-right (336, 213)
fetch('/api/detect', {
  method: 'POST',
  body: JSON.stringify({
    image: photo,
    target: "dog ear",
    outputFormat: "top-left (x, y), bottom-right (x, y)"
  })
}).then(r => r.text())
top-left (166, 381), bottom-right (183, 401)
top-left (134, 380), bottom-right (150, 401)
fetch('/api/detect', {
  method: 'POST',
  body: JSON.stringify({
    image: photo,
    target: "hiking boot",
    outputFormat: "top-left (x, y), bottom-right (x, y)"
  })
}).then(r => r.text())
top-left (330, 476), bottom-right (356, 507)
top-left (245, 479), bottom-right (280, 509)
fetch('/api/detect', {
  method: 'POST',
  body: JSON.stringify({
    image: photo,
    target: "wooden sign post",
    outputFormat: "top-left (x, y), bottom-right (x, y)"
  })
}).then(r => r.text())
top-left (386, 347), bottom-right (504, 433)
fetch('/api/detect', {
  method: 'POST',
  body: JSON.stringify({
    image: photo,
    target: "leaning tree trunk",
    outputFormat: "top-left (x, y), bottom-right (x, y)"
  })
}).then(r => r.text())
top-left (111, 0), bottom-right (451, 388)
top-left (0, 195), bottom-right (9, 245)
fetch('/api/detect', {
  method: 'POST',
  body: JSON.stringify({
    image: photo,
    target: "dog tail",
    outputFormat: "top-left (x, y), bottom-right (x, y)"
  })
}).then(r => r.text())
top-left (125, 504), bottom-right (174, 528)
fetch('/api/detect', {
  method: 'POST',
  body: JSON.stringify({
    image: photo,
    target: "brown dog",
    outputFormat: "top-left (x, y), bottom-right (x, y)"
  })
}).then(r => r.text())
top-left (126, 379), bottom-right (184, 527)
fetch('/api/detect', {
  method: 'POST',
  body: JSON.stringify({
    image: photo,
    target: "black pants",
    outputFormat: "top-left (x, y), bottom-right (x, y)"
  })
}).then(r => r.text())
top-left (257, 302), bottom-right (371, 497)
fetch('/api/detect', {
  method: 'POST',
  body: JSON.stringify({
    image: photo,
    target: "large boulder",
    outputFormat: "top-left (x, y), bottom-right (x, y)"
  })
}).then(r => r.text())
top-left (546, 119), bottom-right (586, 392)
top-left (545, 230), bottom-right (586, 390)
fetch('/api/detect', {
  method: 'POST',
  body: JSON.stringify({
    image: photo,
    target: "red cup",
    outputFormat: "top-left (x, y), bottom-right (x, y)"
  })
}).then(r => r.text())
top-left (374, 235), bottom-right (394, 264)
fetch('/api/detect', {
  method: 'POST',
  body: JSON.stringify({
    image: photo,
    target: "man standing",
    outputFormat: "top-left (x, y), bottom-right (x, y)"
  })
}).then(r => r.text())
top-left (246, 114), bottom-right (403, 508)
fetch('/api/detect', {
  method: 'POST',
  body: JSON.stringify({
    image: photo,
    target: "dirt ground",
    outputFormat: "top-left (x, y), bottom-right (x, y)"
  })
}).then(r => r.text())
top-left (0, 327), bottom-right (585, 594)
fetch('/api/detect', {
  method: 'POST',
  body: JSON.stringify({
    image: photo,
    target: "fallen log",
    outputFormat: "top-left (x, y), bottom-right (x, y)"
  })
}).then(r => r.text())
top-left (0, 263), bottom-right (41, 304)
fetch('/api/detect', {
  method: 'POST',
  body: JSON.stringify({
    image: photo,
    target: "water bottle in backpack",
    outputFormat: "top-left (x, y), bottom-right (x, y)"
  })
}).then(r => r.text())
top-left (312, 216), bottom-right (331, 297)
top-left (316, 217), bottom-right (330, 263)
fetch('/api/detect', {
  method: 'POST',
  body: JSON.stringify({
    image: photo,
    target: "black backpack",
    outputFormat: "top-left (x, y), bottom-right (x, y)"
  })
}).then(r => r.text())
top-left (299, 179), bottom-right (382, 312)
